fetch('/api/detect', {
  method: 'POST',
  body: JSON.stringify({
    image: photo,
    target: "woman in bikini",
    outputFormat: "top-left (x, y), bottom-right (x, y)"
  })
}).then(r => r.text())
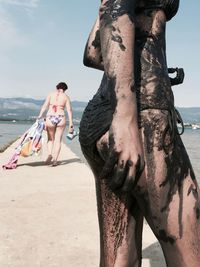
top-left (38, 82), bottom-right (73, 166)
top-left (79, 0), bottom-right (200, 266)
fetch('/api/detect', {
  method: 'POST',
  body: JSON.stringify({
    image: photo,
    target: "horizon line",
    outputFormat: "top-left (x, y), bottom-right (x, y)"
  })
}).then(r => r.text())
top-left (0, 96), bottom-right (200, 109)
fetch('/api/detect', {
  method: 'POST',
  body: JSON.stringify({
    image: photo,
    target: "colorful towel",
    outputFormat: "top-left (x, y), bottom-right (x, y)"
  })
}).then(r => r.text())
top-left (2, 119), bottom-right (45, 170)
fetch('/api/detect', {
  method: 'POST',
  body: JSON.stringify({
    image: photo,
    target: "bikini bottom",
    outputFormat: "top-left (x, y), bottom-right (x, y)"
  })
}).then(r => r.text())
top-left (79, 93), bottom-right (184, 166)
top-left (48, 115), bottom-right (65, 126)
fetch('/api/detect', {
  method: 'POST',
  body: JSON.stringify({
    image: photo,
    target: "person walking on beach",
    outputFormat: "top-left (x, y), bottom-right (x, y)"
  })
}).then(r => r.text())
top-left (38, 82), bottom-right (74, 166)
top-left (79, 0), bottom-right (200, 266)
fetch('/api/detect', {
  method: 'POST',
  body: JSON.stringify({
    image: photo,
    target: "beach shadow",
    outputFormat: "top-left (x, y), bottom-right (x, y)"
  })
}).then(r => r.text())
top-left (17, 158), bottom-right (82, 167)
top-left (58, 158), bottom-right (82, 165)
top-left (143, 242), bottom-right (166, 267)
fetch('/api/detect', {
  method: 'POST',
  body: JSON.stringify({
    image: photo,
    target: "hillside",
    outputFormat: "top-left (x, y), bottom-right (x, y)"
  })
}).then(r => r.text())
top-left (0, 97), bottom-right (200, 123)
top-left (0, 98), bottom-right (87, 123)
top-left (177, 107), bottom-right (200, 123)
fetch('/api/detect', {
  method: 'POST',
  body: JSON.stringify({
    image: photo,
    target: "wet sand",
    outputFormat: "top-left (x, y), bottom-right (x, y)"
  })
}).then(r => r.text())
top-left (0, 137), bottom-right (165, 267)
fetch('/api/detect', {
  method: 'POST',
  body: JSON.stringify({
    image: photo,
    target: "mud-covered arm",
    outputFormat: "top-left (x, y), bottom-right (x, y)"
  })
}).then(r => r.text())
top-left (99, 0), bottom-right (144, 191)
top-left (83, 16), bottom-right (104, 71)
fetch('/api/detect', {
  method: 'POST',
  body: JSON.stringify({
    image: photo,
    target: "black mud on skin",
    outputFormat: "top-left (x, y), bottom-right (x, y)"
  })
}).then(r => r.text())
top-left (157, 229), bottom-right (176, 245)
top-left (100, 0), bottom-right (135, 25)
top-left (160, 137), bottom-right (196, 212)
top-left (92, 29), bottom-right (101, 49)
top-left (79, 0), bottom-right (200, 264)
top-left (195, 203), bottom-right (200, 220)
top-left (97, 74), bottom-right (143, 190)
top-left (134, 0), bottom-right (179, 21)
top-left (187, 183), bottom-right (200, 220)
top-left (98, 181), bottom-right (135, 264)
top-left (111, 26), bottom-right (126, 51)
top-left (111, 34), bottom-right (126, 51)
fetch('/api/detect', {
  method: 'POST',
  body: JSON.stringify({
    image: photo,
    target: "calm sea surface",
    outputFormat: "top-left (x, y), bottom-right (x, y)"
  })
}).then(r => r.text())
top-left (0, 121), bottom-right (199, 181)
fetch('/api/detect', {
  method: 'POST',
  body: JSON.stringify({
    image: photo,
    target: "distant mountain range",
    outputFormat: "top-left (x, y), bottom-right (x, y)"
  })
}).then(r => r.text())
top-left (0, 97), bottom-right (200, 123)
top-left (0, 97), bottom-right (87, 123)
top-left (177, 107), bottom-right (200, 123)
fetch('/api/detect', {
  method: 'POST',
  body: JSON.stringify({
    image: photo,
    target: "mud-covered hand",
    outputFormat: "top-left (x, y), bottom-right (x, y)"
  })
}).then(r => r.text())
top-left (100, 117), bottom-right (145, 192)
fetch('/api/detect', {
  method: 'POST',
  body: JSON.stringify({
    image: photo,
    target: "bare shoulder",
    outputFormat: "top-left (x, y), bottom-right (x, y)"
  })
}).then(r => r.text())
top-left (45, 91), bottom-right (54, 99)
top-left (48, 91), bottom-right (59, 101)
top-left (49, 91), bottom-right (56, 97)
top-left (65, 94), bottom-right (71, 102)
top-left (43, 92), bottom-right (53, 102)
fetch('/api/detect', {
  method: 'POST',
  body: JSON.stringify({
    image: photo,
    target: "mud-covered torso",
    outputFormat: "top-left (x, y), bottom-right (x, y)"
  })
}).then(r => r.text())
top-left (79, 0), bottom-right (180, 146)
top-left (101, 0), bottom-right (179, 21)
top-left (102, 0), bottom-right (180, 110)
top-left (135, 0), bottom-right (179, 21)
top-left (133, 0), bottom-right (179, 110)
top-left (134, 9), bottom-right (174, 110)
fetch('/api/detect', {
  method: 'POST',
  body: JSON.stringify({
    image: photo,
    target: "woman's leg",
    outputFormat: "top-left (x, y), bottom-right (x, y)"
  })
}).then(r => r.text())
top-left (96, 179), bottom-right (143, 267)
top-left (135, 110), bottom-right (200, 267)
top-left (81, 133), bottom-right (144, 267)
top-left (53, 118), bottom-right (66, 164)
top-left (46, 118), bottom-right (56, 164)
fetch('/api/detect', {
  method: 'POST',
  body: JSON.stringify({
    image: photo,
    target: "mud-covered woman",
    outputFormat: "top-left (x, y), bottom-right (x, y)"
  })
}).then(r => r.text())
top-left (79, 1), bottom-right (200, 266)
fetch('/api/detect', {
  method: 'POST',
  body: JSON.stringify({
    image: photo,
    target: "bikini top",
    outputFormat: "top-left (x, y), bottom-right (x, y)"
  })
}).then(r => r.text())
top-left (49, 91), bottom-right (66, 113)
top-left (49, 103), bottom-right (65, 113)
top-left (135, 0), bottom-right (180, 21)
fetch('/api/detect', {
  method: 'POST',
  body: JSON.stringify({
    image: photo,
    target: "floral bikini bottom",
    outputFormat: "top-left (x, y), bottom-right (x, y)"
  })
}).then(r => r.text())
top-left (48, 115), bottom-right (65, 126)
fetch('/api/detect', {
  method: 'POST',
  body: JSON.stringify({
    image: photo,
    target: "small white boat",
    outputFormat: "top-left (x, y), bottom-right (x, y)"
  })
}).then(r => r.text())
top-left (192, 124), bottom-right (200, 130)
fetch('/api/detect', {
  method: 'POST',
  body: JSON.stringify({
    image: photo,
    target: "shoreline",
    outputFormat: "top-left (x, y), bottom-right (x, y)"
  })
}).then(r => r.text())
top-left (1, 130), bottom-right (200, 177)
top-left (0, 137), bottom-right (19, 153)
top-left (1, 124), bottom-right (200, 181)
top-left (0, 119), bottom-right (81, 125)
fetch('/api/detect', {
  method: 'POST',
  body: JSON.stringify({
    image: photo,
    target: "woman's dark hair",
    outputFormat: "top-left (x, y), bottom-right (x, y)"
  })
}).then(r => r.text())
top-left (56, 82), bottom-right (68, 91)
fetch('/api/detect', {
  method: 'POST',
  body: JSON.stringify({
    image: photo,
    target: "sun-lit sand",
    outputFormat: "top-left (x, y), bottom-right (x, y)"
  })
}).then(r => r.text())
top-left (0, 136), bottom-right (165, 267)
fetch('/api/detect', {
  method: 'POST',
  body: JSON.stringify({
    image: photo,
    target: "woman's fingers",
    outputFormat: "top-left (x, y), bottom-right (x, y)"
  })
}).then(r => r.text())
top-left (100, 150), bottom-right (145, 192)
top-left (109, 160), bottom-right (128, 190)
top-left (134, 156), bottom-right (145, 185)
top-left (100, 151), bottom-right (118, 179)
top-left (121, 156), bottom-right (145, 192)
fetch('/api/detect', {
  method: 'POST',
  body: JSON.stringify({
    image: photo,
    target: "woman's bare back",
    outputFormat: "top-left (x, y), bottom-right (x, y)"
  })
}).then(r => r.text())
top-left (47, 91), bottom-right (68, 116)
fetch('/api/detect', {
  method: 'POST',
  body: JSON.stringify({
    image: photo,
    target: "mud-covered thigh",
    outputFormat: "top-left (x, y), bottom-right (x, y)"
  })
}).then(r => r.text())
top-left (134, 110), bottom-right (200, 250)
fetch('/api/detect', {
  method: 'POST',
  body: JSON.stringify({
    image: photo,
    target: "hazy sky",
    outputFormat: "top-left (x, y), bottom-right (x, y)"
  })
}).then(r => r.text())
top-left (0, 0), bottom-right (199, 107)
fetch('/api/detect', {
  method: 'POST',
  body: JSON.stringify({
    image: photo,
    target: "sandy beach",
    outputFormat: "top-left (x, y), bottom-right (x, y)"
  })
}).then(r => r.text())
top-left (0, 137), bottom-right (165, 267)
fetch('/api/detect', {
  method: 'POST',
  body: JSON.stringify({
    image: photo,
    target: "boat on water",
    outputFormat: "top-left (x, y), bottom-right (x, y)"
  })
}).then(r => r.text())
top-left (192, 124), bottom-right (200, 130)
top-left (178, 123), bottom-right (200, 130)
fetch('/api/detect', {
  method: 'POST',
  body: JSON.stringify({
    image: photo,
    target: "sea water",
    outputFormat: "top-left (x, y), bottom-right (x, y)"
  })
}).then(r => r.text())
top-left (0, 122), bottom-right (199, 181)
